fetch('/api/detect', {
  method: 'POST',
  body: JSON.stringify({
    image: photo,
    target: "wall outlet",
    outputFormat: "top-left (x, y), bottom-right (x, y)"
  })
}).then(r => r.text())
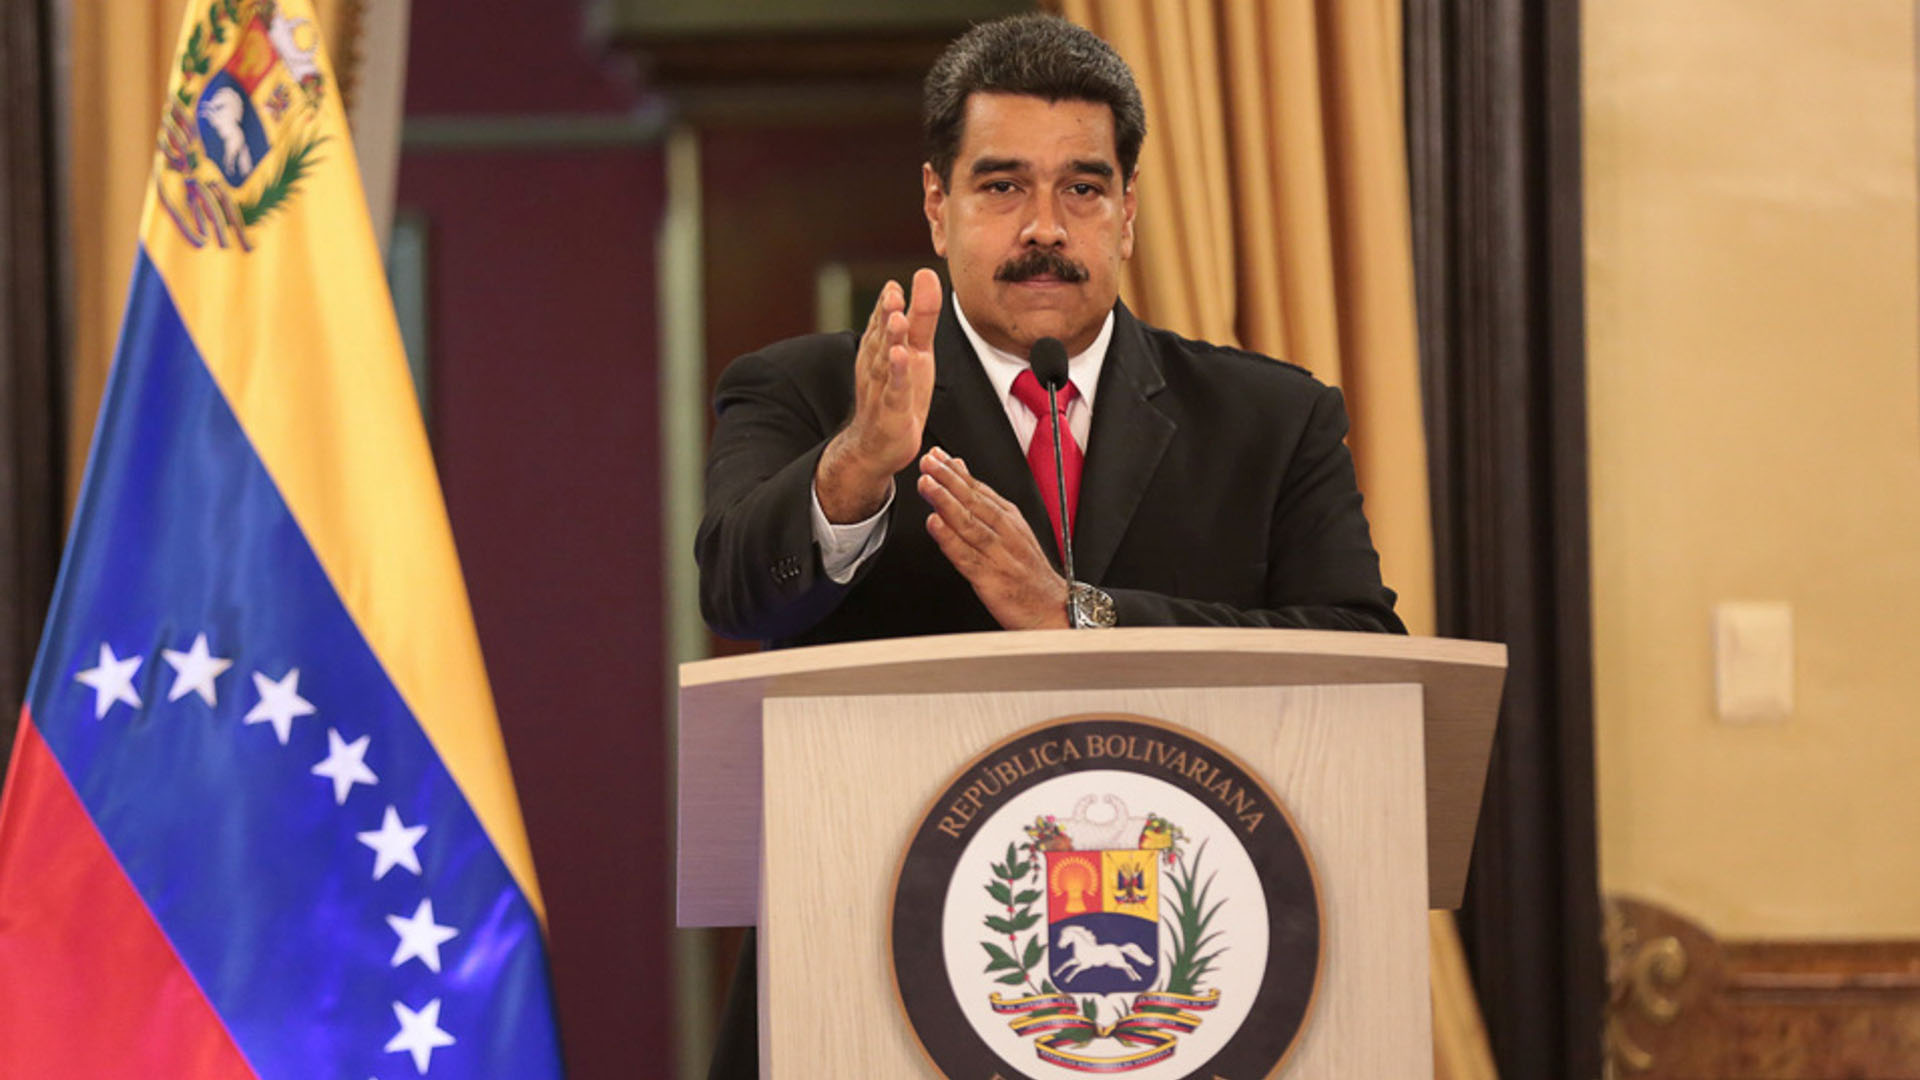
top-left (1714, 601), bottom-right (1794, 722)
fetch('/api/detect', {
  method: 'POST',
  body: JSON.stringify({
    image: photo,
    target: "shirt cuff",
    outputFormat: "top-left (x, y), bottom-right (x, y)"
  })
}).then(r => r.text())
top-left (810, 480), bottom-right (893, 584)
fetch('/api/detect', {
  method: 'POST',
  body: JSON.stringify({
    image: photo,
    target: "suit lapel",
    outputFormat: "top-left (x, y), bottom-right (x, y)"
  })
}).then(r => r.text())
top-left (1073, 303), bottom-right (1174, 584)
top-left (924, 303), bottom-right (1055, 547)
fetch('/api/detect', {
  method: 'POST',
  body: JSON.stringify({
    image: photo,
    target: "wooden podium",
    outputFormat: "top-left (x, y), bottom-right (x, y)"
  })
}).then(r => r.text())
top-left (678, 627), bottom-right (1505, 1078)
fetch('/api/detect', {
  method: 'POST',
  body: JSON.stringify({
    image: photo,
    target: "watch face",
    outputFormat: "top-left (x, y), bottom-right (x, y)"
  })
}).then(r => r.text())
top-left (1072, 584), bottom-right (1115, 628)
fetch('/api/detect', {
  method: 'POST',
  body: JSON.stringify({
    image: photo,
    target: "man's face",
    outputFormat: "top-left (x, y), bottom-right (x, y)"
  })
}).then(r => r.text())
top-left (924, 92), bottom-right (1137, 358)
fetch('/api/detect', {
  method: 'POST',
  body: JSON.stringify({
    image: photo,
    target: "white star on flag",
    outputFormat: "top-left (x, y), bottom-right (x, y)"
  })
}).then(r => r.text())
top-left (244, 668), bottom-right (316, 745)
top-left (310, 728), bottom-right (378, 804)
top-left (162, 633), bottom-right (232, 706)
top-left (385, 997), bottom-right (456, 1074)
top-left (74, 643), bottom-right (142, 719)
top-left (357, 805), bottom-right (427, 880)
top-left (387, 898), bottom-right (459, 973)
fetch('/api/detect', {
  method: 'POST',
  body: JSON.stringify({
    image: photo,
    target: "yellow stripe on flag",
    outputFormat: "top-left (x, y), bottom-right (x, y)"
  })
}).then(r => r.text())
top-left (138, 0), bottom-right (545, 921)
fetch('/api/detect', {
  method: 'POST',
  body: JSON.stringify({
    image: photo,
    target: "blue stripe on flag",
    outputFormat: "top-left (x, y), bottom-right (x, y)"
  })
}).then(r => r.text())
top-left (28, 249), bottom-right (564, 1079)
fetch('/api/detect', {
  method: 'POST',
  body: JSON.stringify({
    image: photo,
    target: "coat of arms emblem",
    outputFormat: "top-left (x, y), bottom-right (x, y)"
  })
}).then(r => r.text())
top-left (979, 799), bottom-right (1223, 1072)
top-left (152, 1), bottom-right (330, 251)
top-left (894, 716), bottom-right (1322, 1079)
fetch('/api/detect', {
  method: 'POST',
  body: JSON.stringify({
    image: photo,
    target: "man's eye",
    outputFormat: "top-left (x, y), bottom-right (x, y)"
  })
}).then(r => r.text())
top-left (1068, 183), bottom-right (1102, 197)
top-left (983, 180), bottom-right (1018, 194)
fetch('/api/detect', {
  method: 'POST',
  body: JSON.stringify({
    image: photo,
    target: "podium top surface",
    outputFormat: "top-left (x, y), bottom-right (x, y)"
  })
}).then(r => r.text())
top-left (677, 628), bottom-right (1506, 916)
top-left (682, 626), bottom-right (1504, 696)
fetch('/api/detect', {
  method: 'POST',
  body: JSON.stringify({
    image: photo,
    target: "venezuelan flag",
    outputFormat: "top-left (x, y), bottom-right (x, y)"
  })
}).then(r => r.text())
top-left (0, 3), bottom-right (564, 1076)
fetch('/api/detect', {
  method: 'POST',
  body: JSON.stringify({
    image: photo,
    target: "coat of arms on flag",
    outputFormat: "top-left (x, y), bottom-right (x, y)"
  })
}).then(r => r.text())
top-left (154, 0), bottom-right (329, 250)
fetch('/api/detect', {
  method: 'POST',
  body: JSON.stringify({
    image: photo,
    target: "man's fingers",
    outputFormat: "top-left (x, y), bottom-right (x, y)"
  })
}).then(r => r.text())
top-left (866, 303), bottom-right (913, 404)
top-left (929, 451), bottom-right (1001, 516)
top-left (887, 310), bottom-right (911, 364)
top-left (917, 465), bottom-right (996, 547)
top-left (880, 342), bottom-right (921, 410)
top-left (859, 281), bottom-right (903, 382)
top-left (931, 448), bottom-right (1045, 552)
top-left (923, 453), bottom-right (1029, 559)
top-left (864, 280), bottom-right (892, 336)
top-left (916, 468), bottom-right (976, 531)
top-left (922, 450), bottom-right (978, 501)
top-left (906, 267), bottom-right (942, 352)
top-left (943, 450), bottom-right (979, 485)
top-left (925, 513), bottom-right (978, 570)
top-left (866, 281), bottom-right (902, 344)
top-left (934, 449), bottom-right (1004, 509)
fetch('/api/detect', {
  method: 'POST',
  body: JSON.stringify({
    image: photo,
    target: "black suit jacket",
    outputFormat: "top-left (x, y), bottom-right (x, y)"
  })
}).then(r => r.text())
top-left (696, 299), bottom-right (1404, 643)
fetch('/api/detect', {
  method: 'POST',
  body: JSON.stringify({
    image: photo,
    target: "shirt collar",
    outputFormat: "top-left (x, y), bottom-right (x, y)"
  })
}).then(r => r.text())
top-left (953, 300), bottom-right (1114, 411)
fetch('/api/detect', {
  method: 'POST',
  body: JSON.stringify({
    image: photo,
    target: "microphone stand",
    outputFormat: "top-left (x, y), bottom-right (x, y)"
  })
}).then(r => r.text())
top-left (1045, 382), bottom-right (1077, 626)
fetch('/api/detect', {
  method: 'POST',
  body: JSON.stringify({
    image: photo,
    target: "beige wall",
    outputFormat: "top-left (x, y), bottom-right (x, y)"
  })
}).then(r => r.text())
top-left (1587, 0), bottom-right (1920, 937)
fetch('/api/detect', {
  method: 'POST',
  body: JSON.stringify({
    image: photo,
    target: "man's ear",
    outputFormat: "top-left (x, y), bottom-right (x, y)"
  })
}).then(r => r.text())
top-left (1120, 167), bottom-right (1139, 261)
top-left (923, 162), bottom-right (949, 258)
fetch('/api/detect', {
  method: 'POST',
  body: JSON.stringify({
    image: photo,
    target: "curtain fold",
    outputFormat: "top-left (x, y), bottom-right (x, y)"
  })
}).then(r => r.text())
top-left (65, 0), bottom-right (189, 513)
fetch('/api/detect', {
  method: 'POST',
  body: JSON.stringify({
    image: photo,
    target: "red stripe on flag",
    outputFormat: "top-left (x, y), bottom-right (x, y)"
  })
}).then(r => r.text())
top-left (0, 710), bottom-right (258, 1079)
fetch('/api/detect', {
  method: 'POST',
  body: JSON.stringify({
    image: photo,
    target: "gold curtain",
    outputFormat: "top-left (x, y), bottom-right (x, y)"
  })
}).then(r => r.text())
top-left (63, 0), bottom-right (361, 511)
top-left (1058, 0), bottom-right (1434, 639)
top-left (1055, 3), bottom-right (1487, 1077)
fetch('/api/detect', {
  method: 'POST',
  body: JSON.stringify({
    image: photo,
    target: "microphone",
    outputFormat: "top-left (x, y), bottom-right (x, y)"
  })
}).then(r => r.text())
top-left (1028, 337), bottom-right (1077, 608)
top-left (1030, 336), bottom-right (1070, 392)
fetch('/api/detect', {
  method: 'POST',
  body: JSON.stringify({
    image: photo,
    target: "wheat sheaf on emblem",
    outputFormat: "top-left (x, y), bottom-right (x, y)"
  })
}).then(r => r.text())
top-left (979, 796), bottom-right (1224, 1073)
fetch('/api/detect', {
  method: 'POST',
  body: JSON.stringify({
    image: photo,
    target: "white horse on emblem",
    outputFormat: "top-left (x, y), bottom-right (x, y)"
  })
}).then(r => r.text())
top-left (200, 87), bottom-right (253, 179)
top-left (1054, 926), bottom-right (1154, 982)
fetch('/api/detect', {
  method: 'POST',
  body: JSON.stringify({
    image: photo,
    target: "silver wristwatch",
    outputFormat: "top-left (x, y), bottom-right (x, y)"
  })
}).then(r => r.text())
top-left (1068, 581), bottom-right (1116, 629)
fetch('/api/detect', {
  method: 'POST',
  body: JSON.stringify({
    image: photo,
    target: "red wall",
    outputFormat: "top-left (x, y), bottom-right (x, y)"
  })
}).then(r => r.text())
top-left (397, 5), bottom-right (671, 1077)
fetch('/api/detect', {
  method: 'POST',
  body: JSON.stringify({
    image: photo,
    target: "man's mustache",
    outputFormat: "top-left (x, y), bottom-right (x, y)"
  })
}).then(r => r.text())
top-left (995, 249), bottom-right (1090, 284)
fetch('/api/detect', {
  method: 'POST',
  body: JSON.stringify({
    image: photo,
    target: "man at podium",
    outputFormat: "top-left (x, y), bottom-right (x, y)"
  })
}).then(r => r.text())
top-left (695, 13), bottom-right (1405, 1077)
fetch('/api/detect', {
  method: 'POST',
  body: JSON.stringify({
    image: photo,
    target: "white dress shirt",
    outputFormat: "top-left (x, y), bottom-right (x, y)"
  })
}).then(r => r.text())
top-left (810, 302), bottom-right (1117, 583)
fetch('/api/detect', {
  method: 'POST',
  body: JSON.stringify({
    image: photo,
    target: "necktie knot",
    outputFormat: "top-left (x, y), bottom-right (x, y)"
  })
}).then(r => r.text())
top-left (1011, 368), bottom-right (1078, 418)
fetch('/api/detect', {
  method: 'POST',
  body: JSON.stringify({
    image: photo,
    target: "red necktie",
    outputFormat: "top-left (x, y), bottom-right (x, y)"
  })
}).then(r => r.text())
top-left (1010, 368), bottom-right (1083, 560)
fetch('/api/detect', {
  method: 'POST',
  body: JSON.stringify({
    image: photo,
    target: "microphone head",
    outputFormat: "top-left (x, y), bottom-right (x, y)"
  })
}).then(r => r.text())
top-left (1029, 337), bottom-right (1070, 391)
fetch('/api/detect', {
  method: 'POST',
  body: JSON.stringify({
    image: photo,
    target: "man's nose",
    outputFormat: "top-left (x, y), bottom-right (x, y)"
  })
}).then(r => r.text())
top-left (1022, 193), bottom-right (1068, 247)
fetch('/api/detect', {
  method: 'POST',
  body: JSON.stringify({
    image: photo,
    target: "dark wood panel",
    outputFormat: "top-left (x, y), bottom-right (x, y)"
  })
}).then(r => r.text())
top-left (1405, 0), bottom-right (1603, 1076)
top-left (597, 0), bottom-right (1031, 86)
top-left (1608, 896), bottom-right (1920, 1079)
top-left (618, 32), bottom-right (953, 87)
top-left (0, 0), bottom-right (64, 761)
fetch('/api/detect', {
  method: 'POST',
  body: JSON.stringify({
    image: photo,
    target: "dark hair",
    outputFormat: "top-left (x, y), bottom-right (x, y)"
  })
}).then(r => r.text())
top-left (924, 14), bottom-right (1146, 189)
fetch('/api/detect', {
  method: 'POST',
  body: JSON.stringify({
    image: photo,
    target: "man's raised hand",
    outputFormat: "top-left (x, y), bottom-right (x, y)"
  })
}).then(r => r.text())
top-left (815, 268), bottom-right (942, 523)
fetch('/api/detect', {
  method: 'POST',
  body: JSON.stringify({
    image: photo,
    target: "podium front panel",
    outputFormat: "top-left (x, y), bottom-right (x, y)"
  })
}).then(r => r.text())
top-left (759, 684), bottom-right (1431, 1079)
